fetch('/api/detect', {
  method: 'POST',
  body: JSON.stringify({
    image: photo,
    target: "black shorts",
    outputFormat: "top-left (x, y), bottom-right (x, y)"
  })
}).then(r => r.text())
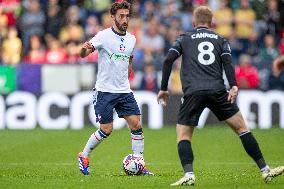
top-left (178, 89), bottom-right (239, 126)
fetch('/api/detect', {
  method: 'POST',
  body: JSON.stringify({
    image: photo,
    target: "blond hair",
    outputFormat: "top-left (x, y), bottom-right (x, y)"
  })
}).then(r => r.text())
top-left (193, 6), bottom-right (213, 25)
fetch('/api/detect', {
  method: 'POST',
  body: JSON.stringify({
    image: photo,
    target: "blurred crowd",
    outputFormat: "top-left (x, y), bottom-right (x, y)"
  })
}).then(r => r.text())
top-left (0, 0), bottom-right (284, 93)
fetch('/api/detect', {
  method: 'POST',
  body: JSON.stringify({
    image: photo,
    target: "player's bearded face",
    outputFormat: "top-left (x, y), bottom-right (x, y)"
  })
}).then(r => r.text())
top-left (114, 9), bottom-right (130, 33)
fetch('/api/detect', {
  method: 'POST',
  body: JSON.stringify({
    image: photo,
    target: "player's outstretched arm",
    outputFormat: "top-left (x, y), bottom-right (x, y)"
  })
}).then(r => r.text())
top-left (157, 50), bottom-right (180, 106)
top-left (80, 42), bottom-right (94, 58)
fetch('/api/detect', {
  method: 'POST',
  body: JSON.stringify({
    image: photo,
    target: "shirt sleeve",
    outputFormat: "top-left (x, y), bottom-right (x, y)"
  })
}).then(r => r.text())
top-left (168, 35), bottom-right (183, 56)
top-left (221, 38), bottom-right (231, 57)
top-left (89, 32), bottom-right (103, 50)
top-left (160, 35), bottom-right (183, 91)
top-left (221, 38), bottom-right (237, 87)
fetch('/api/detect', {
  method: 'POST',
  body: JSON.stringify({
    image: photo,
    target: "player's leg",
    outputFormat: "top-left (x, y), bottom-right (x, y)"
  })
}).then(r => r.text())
top-left (171, 93), bottom-right (206, 186)
top-left (225, 111), bottom-right (284, 182)
top-left (124, 114), bottom-right (153, 175)
top-left (115, 92), bottom-right (143, 156)
top-left (208, 90), bottom-right (284, 182)
top-left (124, 115), bottom-right (144, 156)
top-left (170, 124), bottom-right (196, 186)
top-left (225, 111), bottom-right (268, 170)
top-left (78, 123), bottom-right (113, 175)
top-left (78, 91), bottom-right (116, 175)
top-left (81, 123), bottom-right (113, 157)
top-left (115, 92), bottom-right (153, 175)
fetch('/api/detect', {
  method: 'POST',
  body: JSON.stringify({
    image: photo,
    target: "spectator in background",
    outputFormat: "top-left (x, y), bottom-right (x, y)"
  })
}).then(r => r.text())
top-left (65, 40), bottom-right (80, 64)
top-left (164, 26), bottom-right (180, 54)
top-left (251, 0), bottom-right (266, 21)
top-left (45, 39), bottom-right (67, 64)
top-left (214, 0), bottom-right (233, 38)
top-left (0, 6), bottom-right (8, 53)
top-left (160, 0), bottom-right (180, 27)
top-left (59, 23), bottom-right (84, 43)
top-left (228, 29), bottom-right (243, 64)
top-left (235, 54), bottom-right (260, 89)
top-left (1, 27), bottom-right (22, 65)
top-left (88, 0), bottom-right (111, 22)
top-left (246, 32), bottom-right (259, 58)
top-left (269, 56), bottom-right (284, 90)
top-left (45, 2), bottom-right (62, 38)
top-left (259, 34), bottom-right (279, 63)
top-left (180, 3), bottom-right (193, 32)
top-left (59, 5), bottom-right (84, 43)
top-left (263, 0), bottom-right (280, 39)
top-left (84, 15), bottom-right (102, 39)
top-left (140, 18), bottom-right (165, 70)
top-left (254, 35), bottom-right (277, 90)
top-left (65, 5), bottom-right (80, 25)
top-left (279, 31), bottom-right (284, 55)
top-left (19, 0), bottom-right (45, 54)
top-left (251, 0), bottom-right (267, 40)
top-left (141, 18), bottom-right (164, 55)
top-left (140, 63), bottom-right (159, 93)
top-left (0, 0), bottom-right (21, 26)
top-left (24, 34), bottom-right (46, 64)
top-left (141, 1), bottom-right (156, 22)
top-left (235, 0), bottom-right (256, 50)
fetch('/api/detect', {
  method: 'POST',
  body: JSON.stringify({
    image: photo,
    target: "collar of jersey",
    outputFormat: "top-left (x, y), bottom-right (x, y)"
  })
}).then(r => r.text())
top-left (196, 26), bottom-right (209, 30)
top-left (111, 27), bottom-right (126, 36)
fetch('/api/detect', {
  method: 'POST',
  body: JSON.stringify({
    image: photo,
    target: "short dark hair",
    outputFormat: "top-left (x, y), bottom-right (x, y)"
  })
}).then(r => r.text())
top-left (110, 1), bottom-right (131, 15)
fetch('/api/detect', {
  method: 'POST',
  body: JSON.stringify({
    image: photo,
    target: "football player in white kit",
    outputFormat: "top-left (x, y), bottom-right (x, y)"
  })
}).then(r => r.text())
top-left (78, 1), bottom-right (153, 176)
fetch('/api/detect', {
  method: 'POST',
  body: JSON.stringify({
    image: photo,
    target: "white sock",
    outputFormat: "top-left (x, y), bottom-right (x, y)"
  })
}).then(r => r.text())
top-left (185, 172), bottom-right (194, 177)
top-left (131, 129), bottom-right (144, 156)
top-left (82, 129), bottom-right (108, 157)
top-left (260, 165), bottom-right (270, 173)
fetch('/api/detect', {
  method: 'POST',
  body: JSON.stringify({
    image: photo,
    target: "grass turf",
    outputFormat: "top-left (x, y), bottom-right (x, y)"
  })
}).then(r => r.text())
top-left (0, 126), bottom-right (284, 189)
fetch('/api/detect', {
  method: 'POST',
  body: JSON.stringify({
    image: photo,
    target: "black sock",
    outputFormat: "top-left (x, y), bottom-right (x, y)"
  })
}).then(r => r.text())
top-left (178, 140), bottom-right (194, 173)
top-left (240, 131), bottom-right (267, 169)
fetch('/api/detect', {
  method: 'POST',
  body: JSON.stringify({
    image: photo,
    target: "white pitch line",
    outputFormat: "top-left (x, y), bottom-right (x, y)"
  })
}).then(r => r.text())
top-left (0, 162), bottom-right (283, 166)
top-left (0, 163), bottom-right (74, 166)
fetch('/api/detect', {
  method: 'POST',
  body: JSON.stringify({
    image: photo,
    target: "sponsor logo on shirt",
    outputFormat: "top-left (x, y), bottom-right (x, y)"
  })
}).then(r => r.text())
top-left (108, 52), bottom-right (130, 62)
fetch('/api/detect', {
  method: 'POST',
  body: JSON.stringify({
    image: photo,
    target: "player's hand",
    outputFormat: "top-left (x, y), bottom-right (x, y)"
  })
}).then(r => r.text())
top-left (82, 42), bottom-right (93, 50)
top-left (157, 90), bottom-right (169, 106)
top-left (227, 86), bottom-right (238, 103)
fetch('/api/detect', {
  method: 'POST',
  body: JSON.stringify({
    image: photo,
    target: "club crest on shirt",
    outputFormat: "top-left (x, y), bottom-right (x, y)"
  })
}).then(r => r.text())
top-left (119, 44), bottom-right (126, 52)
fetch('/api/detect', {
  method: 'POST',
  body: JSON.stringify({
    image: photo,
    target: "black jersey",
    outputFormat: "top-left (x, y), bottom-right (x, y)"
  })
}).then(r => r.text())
top-left (169, 26), bottom-right (232, 95)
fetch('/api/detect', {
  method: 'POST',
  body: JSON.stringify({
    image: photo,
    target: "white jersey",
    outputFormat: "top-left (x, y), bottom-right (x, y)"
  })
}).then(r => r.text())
top-left (89, 27), bottom-right (136, 93)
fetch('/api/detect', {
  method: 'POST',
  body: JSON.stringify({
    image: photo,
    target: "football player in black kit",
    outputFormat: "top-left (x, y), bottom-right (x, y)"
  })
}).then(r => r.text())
top-left (157, 6), bottom-right (284, 186)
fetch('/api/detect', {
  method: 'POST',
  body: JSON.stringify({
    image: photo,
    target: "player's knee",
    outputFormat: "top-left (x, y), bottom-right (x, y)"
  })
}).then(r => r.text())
top-left (176, 124), bottom-right (193, 142)
top-left (128, 117), bottom-right (141, 131)
top-left (100, 126), bottom-right (113, 135)
top-left (226, 112), bottom-right (249, 135)
top-left (130, 120), bottom-right (141, 131)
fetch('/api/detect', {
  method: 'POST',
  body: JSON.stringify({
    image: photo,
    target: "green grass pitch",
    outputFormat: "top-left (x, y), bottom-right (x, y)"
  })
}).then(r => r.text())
top-left (0, 126), bottom-right (284, 189)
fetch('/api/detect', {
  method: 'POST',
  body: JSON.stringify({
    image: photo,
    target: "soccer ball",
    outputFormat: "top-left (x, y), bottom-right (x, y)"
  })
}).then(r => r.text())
top-left (122, 154), bottom-right (145, 175)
